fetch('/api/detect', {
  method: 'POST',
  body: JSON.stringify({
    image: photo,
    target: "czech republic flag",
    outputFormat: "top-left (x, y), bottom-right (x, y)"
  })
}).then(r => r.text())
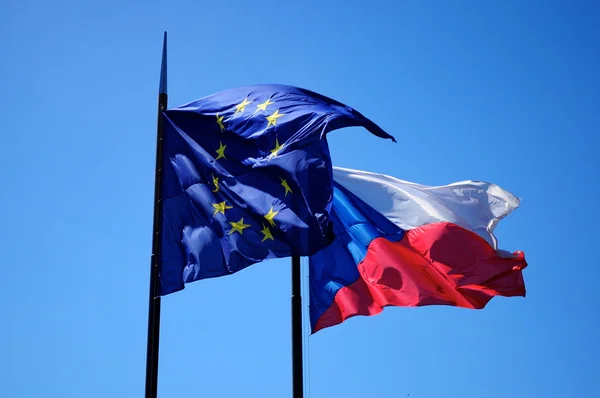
top-left (309, 167), bottom-right (527, 333)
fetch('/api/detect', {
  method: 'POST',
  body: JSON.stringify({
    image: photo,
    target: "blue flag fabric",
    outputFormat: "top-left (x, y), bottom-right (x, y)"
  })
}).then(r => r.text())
top-left (158, 84), bottom-right (395, 295)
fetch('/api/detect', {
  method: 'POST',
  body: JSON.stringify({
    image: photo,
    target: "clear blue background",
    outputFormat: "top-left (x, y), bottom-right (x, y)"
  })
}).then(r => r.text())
top-left (2, 1), bottom-right (599, 397)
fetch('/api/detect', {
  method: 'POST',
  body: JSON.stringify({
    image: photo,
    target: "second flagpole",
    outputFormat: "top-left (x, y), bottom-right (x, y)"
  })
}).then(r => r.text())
top-left (292, 255), bottom-right (304, 398)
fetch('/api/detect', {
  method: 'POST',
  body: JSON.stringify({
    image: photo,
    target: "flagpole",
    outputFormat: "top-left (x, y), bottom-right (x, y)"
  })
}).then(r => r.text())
top-left (145, 31), bottom-right (168, 398)
top-left (292, 255), bottom-right (304, 398)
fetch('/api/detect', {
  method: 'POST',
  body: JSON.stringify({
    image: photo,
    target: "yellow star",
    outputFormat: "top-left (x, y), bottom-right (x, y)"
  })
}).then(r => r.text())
top-left (255, 98), bottom-right (274, 113)
top-left (216, 113), bottom-right (225, 132)
top-left (211, 174), bottom-right (220, 193)
top-left (280, 178), bottom-right (293, 196)
top-left (266, 109), bottom-right (284, 127)
top-left (264, 206), bottom-right (279, 227)
top-left (270, 138), bottom-right (284, 157)
top-left (212, 201), bottom-right (233, 216)
top-left (215, 141), bottom-right (227, 160)
top-left (235, 97), bottom-right (252, 114)
top-left (260, 224), bottom-right (274, 242)
top-left (229, 218), bottom-right (250, 235)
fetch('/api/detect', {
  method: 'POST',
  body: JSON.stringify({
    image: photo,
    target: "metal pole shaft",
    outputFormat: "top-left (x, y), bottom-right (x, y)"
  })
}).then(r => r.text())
top-left (292, 255), bottom-right (304, 398)
top-left (145, 31), bottom-right (167, 398)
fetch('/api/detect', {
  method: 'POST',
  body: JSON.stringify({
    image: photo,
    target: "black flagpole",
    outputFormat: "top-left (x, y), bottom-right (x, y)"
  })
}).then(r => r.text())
top-left (292, 255), bottom-right (304, 398)
top-left (145, 31), bottom-right (168, 398)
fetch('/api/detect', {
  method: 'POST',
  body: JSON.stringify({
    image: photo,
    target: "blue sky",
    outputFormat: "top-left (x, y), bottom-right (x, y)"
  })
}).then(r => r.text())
top-left (2, 0), bottom-right (599, 397)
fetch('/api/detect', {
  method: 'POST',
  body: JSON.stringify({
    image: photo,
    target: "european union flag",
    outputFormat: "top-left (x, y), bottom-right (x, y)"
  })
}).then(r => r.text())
top-left (158, 84), bottom-right (395, 295)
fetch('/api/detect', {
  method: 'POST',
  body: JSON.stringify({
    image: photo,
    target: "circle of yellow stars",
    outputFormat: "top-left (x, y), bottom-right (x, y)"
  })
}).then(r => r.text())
top-left (207, 95), bottom-right (298, 243)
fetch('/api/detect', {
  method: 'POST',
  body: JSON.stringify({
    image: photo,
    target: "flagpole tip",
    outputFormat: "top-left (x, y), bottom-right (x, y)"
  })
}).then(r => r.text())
top-left (159, 32), bottom-right (167, 95)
